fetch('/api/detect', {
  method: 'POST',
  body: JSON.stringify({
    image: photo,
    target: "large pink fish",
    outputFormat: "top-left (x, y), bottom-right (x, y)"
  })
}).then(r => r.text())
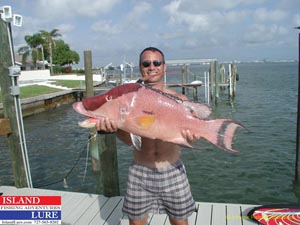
top-left (73, 82), bottom-right (242, 153)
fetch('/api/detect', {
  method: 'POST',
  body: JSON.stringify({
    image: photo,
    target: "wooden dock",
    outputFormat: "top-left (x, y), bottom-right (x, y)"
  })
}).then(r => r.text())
top-left (0, 186), bottom-right (258, 225)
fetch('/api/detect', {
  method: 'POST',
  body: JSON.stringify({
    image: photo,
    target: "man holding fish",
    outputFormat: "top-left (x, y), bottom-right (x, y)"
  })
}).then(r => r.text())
top-left (95, 47), bottom-right (198, 225)
top-left (73, 47), bottom-right (241, 224)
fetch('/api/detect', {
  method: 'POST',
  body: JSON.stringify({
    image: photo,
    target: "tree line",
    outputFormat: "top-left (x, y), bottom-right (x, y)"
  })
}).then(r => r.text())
top-left (17, 28), bottom-right (79, 73)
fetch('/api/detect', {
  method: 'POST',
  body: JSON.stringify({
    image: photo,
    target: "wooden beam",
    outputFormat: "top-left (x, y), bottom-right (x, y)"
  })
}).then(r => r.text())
top-left (0, 118), bottom-right (11, 135)
top-left (0, 19), bottom-right (28, 187)
top-left (84, 50), bottom-right (94, 98)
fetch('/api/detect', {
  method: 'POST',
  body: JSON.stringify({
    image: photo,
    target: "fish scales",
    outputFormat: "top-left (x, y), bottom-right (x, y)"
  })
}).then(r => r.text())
top-left (73, 83), bottom-right (242, 153)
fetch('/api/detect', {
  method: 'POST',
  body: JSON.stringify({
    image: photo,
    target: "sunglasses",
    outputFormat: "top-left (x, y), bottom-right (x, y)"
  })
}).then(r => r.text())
top-left (141, 60), bottom-right (163, 68)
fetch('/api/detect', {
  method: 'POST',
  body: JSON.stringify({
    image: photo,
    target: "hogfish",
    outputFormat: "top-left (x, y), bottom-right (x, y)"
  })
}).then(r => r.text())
top-left (73, 82), bottom-right (242, 153)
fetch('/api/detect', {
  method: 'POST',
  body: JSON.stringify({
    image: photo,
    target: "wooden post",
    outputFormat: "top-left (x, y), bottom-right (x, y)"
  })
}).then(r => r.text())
top-left (229, 64), bottom-right (236, 98)
top-left (214, 61), bottom-right (219, 105)
top-left (97, 132), bottom-right (120, 197)
top-left (84, 50), bottom-right (94, 97)
top-left (0, 118), bottom-right (11, 135)
top-left (219, 64), bottom-right (226, 91)
top-left (233, 64), bottom-right (237, 97)
top-left (192, 86), bottom-right (198, 101)
top-left (186, 65), bottom-right (189, 84)
top-left (186, 65), bottom-right (189, 96)
top-left (0, 18), bottom-right (28, 187)
top-left (181, 65), bottom-right (185, 94)
top-left (209, 62), bottom-right (214, 103)
top-left (209, 61), bottom-right (218, 105)
top-left (83, 50), bottom-right (120, 196)
top-left (295, 31), bottom-right (300, 181)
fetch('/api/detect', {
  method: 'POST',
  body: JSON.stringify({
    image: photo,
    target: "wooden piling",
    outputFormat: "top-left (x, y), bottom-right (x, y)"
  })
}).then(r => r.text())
top-left (0, 118), bottom-right (11, 135)
top-left (214, 61), bottom-right (219, 101)
top-left (84, 50), bottom-right (94, 98)
top-left (209, 61), bottom-right (218, 105)
top-left (192, 86), bottom-right (198, 101)
top-left (229, 63), bottom-right (237, 98)
top-left (185, 65), bottom-right (189, 95)
top-left (219, 64), bottom-right (226, 91)
top-left (181, 65), bottom-right (185, 94)
top-left (83, 50), bottom-right (120, 196)
top-left (0, 18), bottom-right (28, 187)
top-left (295, 31), bottom-right (300, 181)
top-left (97, 132), bottom-right (120, 197)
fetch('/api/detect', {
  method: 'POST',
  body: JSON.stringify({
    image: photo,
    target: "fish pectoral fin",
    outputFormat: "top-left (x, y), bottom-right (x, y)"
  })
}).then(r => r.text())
top-left (135, 115), bottom-right (156, 130)
top-left (130, 133), bottom-right (141, 151)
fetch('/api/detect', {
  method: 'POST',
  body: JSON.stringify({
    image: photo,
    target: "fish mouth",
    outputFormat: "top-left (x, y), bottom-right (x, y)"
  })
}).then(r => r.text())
top-left (73, 102), bottom-right (90, 117)
top-left (73, 102), bottom-right (98, 128)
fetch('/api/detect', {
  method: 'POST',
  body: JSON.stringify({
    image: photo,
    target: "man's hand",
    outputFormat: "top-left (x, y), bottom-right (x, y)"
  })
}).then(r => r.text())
top-left (181, 129), bottom-right (199, 142)
top-left (95, 117), bottom-right (118, 133)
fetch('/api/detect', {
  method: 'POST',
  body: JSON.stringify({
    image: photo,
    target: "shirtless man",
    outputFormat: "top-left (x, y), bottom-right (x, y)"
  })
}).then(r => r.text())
top-left (96, 47), bottom-right (197, 225)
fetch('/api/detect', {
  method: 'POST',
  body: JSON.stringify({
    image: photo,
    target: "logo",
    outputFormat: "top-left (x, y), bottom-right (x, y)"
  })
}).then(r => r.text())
top-left (0, 196), bottom-right (61, 224)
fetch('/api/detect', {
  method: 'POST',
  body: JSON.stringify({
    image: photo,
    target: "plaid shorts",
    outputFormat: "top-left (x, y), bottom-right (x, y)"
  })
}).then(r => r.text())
top-left (122, 160), bottom-right (196, 220)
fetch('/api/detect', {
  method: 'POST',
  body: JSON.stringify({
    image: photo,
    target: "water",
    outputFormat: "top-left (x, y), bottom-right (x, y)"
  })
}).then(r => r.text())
top-left (0, 62), bottom-right (299, 205)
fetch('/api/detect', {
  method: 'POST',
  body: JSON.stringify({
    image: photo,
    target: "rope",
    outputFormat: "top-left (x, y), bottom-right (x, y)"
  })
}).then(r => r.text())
top-left (34, 147), bottom-right (86, 188)
top-left (34, 134), bottom-right (94, 189)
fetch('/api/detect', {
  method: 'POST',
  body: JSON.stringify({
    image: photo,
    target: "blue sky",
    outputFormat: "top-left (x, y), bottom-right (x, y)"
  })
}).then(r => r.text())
top-left (1, 0), bottom-right (300, 67)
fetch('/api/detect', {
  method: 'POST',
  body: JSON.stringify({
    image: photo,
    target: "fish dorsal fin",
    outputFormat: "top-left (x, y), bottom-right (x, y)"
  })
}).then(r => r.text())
top-left (182, 101), bottom-right (211, 119)
top-left (141, 83), bottom-right (212, 118)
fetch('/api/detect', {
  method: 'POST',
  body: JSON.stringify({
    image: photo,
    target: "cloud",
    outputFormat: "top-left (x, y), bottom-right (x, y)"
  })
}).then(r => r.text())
top-left (91, 1), bottom-right (152, 35)
top-left (57, 24), bottom-right (75, 33)
top-left (293, 14), bottom-right (300, 27)
top-left (125, 1), bottom-right (152, 22)
top-left (158, 32), bottom-right (185, 40)
top-left (244, 24), bottom-right (288, 44)
top-left (163, 1), bottom-right (248, 33)
top-left (254, 8), bottom-right (287, 22)
top-left (91, 20), bottom-right (120, 35)
top-left (166, 0), bottom-right (267, 13)
top-left (36, 0), bottom-right (120, 19)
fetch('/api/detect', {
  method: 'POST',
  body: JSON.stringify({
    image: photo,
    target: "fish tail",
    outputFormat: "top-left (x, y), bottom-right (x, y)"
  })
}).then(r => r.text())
top-left (203, 119), bottom-right (242, 153)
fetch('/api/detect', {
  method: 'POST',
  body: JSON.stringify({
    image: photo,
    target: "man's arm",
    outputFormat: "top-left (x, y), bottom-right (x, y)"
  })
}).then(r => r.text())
top-left (95, 117), bottom-right (132, 146)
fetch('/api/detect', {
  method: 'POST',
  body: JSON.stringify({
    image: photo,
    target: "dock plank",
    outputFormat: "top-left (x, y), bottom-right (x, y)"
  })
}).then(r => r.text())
top-left (73, 195), bottom-right (108, 225)
top-left (88, 196), bottom-right (123, 225)
top-left (195, 203), bottom-right (212, 225)
top-left (149, 213), bottom-right (168, 225)
top-left (61, 192), bottom-right (87, 220)
top-left (104, 198), bottom-right (124, 225)
top-left (0, 186), bottom-right (259, 225)
top-left (63, 194), bottom-right (99, 225)
top-left (241, 204), bottom-right (259, 225)
top-left (227, 204), bottom-right (242, 225)
top-left (211, 204), bottom-right (226, 225)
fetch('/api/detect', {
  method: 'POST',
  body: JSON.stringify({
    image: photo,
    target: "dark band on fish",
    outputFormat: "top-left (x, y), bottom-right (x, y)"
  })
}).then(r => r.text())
top-left (136, 79), bottom-right (184, 103)
top-left (143, 84), bottom-right (184, 104)
top-left (217, 120), bottom-right (232, 150)
top-left (82, 82), bottom-right (186, 111)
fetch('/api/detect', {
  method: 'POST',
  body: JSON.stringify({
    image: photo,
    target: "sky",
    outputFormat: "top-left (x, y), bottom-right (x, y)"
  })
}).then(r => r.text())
top-left (1, 0), bottom-right (300, 67)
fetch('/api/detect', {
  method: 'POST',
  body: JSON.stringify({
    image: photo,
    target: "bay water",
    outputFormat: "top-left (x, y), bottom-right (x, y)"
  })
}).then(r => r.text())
top-left (0, 62), bottom-right (299, 205)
